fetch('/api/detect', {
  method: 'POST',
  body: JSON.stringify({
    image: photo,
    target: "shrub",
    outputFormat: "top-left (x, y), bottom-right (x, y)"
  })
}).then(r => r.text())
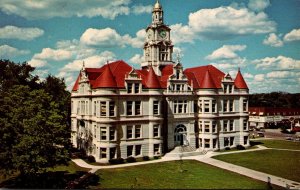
top-left (143, 156), bottom-right (150, 161)
top-left (225, 147), bottom-right (231, 151)
top-left (109, 158), bottom-right (124, 165)
top-left (87, 155), bottom-right (96, 163)
top-left (153, 156), bottom-right (160, 159)
top-left (126, 157), bottom-right (136, 163)
top-left (236, 145), bottom-right (245, 150)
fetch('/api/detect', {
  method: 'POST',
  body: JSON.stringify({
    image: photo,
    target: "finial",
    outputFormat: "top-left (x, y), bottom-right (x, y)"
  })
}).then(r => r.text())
top-left (106, 60), bottom-right (109, 65)
top-left (82, 61), bottom-right (85, 69)
top-left (238, 67), bottom-right (240, 72)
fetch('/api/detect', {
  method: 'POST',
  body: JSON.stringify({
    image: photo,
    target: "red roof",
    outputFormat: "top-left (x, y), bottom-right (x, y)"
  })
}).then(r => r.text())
top-left (199, 70), bottom-right (217, 89)
top-left (145, 67), bottom-right (162, 89)
top-left (93, 64), bottom-right (117, 88)
top-left (234, 69), bottom-right (248, 89)
top-left (184, 65), bottom-right (225, 89)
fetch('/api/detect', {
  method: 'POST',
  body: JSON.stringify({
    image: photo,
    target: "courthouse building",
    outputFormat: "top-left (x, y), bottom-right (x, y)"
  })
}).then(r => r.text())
top-left (71, 1), bottom-right (250, 163)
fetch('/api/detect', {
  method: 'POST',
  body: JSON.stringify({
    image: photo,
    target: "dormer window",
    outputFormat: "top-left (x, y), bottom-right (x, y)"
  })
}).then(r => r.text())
top-left (127, 83), bottom-right (132, 93)
top-left (134, 83), bottom-right (140, 93)
top-left (176, 70), bottom-right (180, 79)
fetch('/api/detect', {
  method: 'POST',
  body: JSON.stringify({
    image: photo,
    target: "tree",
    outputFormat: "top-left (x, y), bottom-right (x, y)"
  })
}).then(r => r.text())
top-left (0, 60), bottom-right (71, 175)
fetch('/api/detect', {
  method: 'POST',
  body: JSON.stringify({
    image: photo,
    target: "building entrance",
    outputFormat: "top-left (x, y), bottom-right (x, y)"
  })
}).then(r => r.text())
top-left (174, 124), bottom-right (187, 146)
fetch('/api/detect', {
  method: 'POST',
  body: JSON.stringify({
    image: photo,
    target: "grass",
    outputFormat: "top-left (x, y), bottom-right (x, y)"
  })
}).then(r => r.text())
top-left (48, 161), bottom-right (90, 173)
top-left (251, 139), bottom-right (300, 150)
top-left (91, 160), bottom-right (269, 189)
top-left (213, 149), bottom-right (300, 182)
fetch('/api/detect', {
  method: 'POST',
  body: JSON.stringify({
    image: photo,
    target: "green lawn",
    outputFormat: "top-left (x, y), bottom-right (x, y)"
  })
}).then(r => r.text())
top-left (48, 161), bottom-right (90, 173)
top-left (92, 160), bottom-right (269, 189)
top-left (213, 150), bottom-right (300, 182)
top-left (252, 139), bottom-right (300, 150)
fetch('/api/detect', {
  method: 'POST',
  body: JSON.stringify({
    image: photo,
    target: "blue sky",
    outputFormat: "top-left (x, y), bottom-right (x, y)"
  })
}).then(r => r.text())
top-left (0, 0), bottom-right (299, 93)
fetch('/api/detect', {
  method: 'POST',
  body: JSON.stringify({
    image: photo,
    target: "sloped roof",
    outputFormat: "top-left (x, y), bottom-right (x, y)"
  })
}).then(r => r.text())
top-left (144, 67), bottom-right (162, 89)
top-left (184, 65), bottom-right (225, 89)
top-left (93, 64), bottom-right (117, 88)
top-left (234, 69), bottom-right (248, 89)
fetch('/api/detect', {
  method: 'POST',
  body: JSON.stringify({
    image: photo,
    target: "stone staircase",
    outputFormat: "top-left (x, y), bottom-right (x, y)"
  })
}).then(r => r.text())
top-left (163, 145), bottom-right (207, 159)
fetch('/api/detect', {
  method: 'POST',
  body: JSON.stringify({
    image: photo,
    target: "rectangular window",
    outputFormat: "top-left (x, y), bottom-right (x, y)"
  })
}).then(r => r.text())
top-left (213, 139), bottom-right (217, 148)
top-left (224, 137), bottom-right (229, 146)
top-left (230, 137), bottom-right (234, 146)
top-left (204, 121), bottom-right (210, 133)
top-left (135, 101), bottom-right (141, 115)
top-left (229, 100), bottom-right (234, 112)
top-left (223, 84), bottom-right (227, 93)
top-left (100, 148), bottom-right (107, 158)
top-left (229, 85), bottom-right (232, 93)
top-left (243, 119), bottom-right (248, 130)
top-left (178, 100), bottom-right (183, 113)
top-left (223, 120), bottom-right (228, 132)
top-left (127, 101), bottom-right (133, 115)
top-left (109, 127), bottom-right (115, 141)
top-left (100, 127), bottom-right (107, 140)
top-left (199, 138), bottom-right (203, 147)
top-left (154, 144), bottom-right (160, 154)
top-left (212, 100), bottom-right (216, 113)
top-left (204, 100), bottom-right (209, 112)
top-left (199, 121), bottom-right (203, 132)
top-left (184, 100), bottom-right (188, 113)
top-left (93, 101), bottom-right (96, 116)
top-left (243, 99), bottom-right (248, 112)
top-left (135, 125), bottom-right (141, 138)
top-left (127, 145), bottom-right (133, 157)
top-left (229, 120), bottom-right (234, 131)
top-left (153, 101), bottom-right (159, 115)
top-left (223, 100), bottom-right (227, 112)
top-left (110, 147), bottom-right (116, 159)
top-left (134, 83), bottom-right (139, 93)
top-left (244, 136), bottom-right (248, 145)
top-left (109, 101), bottom-right (115, 116)
top-left (127, 126), bottom-right (133, 139)
top-left (194, 101), bottom-right (198, 113)
top-left (127, 83), bottom-right (132, 93)
top-left (136, 145), bottom-right (142, 156)
top-left (100, 101), bottom-right (106, 116)
top-left (153, 125), bottom-right (159, 137)
top-left (205, 139), bottom-right (210, 148)
top-left (212, 121), bottom-right (217, 133)
top-left (176, 84), bottom-right (180, 91)
top-left (199, 100), bottom-right (202, 113)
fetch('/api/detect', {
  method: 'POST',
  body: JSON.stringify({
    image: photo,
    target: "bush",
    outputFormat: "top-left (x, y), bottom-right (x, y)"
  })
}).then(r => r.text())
top-left (236, 145), bottom-right (245, 150)
top-left (126, 157), bottom-right (136, 163)
top-left (143, 156), bottom-right (150, 161)
top-left (109, 158), bottom-right (124, 165)
top-left (87, 155), bottom-right (96, 163)
top-left (153, 156), bottom-right (160, 159)
top-left (225, 147), bottom-right (231, 151)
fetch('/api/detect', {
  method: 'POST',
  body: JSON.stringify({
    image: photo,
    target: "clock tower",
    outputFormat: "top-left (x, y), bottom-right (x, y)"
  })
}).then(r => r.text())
top-left (141, 0), bottom-right (174, 76)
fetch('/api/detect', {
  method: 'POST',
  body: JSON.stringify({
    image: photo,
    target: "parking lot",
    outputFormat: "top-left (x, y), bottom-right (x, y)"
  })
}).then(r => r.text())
top-left (250, 128), bottom-right (299, 141)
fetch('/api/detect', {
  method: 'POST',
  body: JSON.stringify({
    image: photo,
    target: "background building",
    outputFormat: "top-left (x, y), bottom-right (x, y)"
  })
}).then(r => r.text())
top-left (71, 1), bottom-right (249, 163)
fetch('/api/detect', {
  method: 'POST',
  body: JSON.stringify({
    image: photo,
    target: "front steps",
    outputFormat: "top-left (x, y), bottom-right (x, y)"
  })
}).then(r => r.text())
top-left (163, 145), bottom-right (207, 159)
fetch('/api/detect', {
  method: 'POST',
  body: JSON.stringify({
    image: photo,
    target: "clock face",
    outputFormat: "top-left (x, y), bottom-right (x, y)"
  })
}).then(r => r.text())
top-left (159, 29), bottom-right (167, 39)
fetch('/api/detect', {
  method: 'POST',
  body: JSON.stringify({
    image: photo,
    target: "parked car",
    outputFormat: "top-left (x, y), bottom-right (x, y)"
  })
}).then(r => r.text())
top-left (257, 132), bottom-right (265, 137)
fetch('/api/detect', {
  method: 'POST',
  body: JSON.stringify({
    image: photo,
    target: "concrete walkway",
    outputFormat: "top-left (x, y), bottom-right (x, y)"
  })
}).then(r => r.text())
top-left (72, 145), bottom-right (300, 188)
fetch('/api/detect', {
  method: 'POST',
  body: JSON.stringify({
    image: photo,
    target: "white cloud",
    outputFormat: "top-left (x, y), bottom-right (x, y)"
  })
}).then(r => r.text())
top-left (266, 71), bottom-right (291, 78)
top-left (206, 45), bottom-right (246, 60)
top-left (170, 24), bottom-right (195, 44)
top-left (80, 27), bottom-right (145, 48)
top-left (0, 25), bottom-right (44, 40)
top-left (132, 5), bottom-right (152, 15)
top-left (28, 59), bottom-right (47, 68)
top-left (0, 45), bottom-right (30, 58)
top-left (33, 48), bottom-right (72, 61)
top-left (248, 0), bottom-right (270, 12)
top-left (253, 56), bottom-right (300, 70)
top-left (244, 73), bottom-right (254, 79)
top-left (254, 74), bottom-right (264, 82)
top-left (0, 0), bottom-right (134, 20)
top-left (283, 28), bottom-right (300, 42)
top-left (129, 54), bottom-right (143, 65)
top-left (263, 33), bottom-right (283, 47)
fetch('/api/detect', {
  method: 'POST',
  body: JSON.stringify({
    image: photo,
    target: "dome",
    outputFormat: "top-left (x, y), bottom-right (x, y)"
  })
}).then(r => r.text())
top-left (154, 0), bottom-right (162, 9)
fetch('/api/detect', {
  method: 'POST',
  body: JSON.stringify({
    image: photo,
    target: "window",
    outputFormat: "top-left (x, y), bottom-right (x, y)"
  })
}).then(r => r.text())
top-left (110, 147), bottom-right (116, 159)
top-left (127, 83), bottom-right (132, 93)
top-left (100, 101), bottom-right (106, 116)
top-left (243, 119), bottom-right (248, 130)
top-left (199, 100), bottom-right (202, 113)
top-left (178, 101), bottom-right (183, 113)
top-left (229, 100), bottom-right (234, 112)
top-left (134, 83), bottom-right (140, 93)
top-left (243, 99), bottom-right (248, 112)
top-left (153, 125), bottom-right (159, 137)
top-left (230, 137), bottom-right (234, 146)
top-left (199, 121), bottom-right (203, 132)
top-left (109, 101), bottom-right (115, 116)
top-left (136, 145), bottom-right (142, 156)
top-left (173, 100), bottom-right (188, 114)
top-left (127, 101), bottom-right (133, 115)
top-left (229, 120), bottom-right (234, 131)
top-left (153, 101), bottom-right (159, 115)
top-left (212, 100), bottom-right (216, 113)
top-left (176, 84), bottom-right (180, 91)
top-left (223, 120), bottom-right (228, 132)
top-left (194, 101), bottom-right (198, 113)
top-left (213, 139), bottom-right (217, 148)
top-left (224, 137), bottom-right (229, 147)
top-left (127, 145), bottom-right (133, 157)
top-left (154, 144), bottom-right (160, 155)
top-left (204, 121), bottom-right (210, 133)
top-left (135, 125), bottom-right (141, 138)
top-left (223, 84), bottom-right (227, 93)
top-left (228, 85), bottom-right (232, 93)
top-left (93, 101), bottom-right (96, 116)
top-left (212, 121), bottom-right (217, 133)
top-left (184, 100), bottom-right (188, 113)
top-left (223, 100), bottom-right (227, 112)
top-left (100, 148), bottom-right (107, 158)
top-left (244, 136), bottom-right (248, 145)
top-left (127, 126), bottom-right (133, 139)
top-left (204, 100), bottom-right (209, 112)
top-left (100, 127), bottom-right (107, 140)
top-left (205, 139), bottom-right (210, 148)
top-left (109, 127), bottom-right (115, 140)
top-left (135, 101), bottom-right (141, 115)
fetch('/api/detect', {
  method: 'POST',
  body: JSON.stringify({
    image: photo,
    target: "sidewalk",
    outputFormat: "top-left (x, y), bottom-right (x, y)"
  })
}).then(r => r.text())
top-left (72, 145), bottom-right (300, 188)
